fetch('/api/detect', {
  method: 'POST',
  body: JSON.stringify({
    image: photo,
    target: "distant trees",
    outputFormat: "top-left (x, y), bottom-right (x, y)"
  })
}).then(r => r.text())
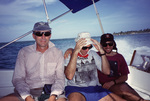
top-left (113, 28), bottom-right (150, 35)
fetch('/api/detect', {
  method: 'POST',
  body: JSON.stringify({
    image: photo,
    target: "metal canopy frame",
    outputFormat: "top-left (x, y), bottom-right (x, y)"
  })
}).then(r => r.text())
top-left (0, 0), bottom-right (104, 50)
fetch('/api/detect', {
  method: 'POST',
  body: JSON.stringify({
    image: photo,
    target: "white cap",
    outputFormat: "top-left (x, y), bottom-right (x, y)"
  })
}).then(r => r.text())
top-left (75, 32), bottom-right (93, 46)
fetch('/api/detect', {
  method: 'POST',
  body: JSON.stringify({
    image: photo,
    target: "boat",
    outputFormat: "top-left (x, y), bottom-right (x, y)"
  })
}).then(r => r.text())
top-left (0, 0), bottom-right (150, 100)
top-left (0, 49), bottom-right (150, 100)
top-left (127, 50), bottom-right (150, 100)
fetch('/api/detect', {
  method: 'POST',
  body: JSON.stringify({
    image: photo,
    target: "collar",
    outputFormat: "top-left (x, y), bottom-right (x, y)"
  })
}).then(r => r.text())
top-left (78, 52), bottom-right (89, 58)
top-left (33, 41), bottom-right (55, 51)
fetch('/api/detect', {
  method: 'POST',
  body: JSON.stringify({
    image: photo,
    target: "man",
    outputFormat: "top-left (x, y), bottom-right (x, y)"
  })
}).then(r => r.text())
top-left (97, 33), bottom-right (147, 101)
top-left (0, 22), bottom-right (65, 101)
top-left (64, 32), bottom-right (126, 101)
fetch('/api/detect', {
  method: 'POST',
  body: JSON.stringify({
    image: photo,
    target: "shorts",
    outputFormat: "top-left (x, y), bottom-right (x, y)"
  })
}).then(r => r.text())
top-left (65, 85), bottom-right (111, 101)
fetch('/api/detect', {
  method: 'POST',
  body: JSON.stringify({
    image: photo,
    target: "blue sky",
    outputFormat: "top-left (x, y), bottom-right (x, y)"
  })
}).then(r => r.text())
top-left (0, 0), bottom-right (150, 42)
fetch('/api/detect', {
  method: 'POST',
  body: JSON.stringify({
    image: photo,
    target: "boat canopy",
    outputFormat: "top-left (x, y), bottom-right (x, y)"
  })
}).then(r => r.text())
top-left (0, 0), bottom-right (102, 50)
top-left (59, 0), bottom-right (100, 13)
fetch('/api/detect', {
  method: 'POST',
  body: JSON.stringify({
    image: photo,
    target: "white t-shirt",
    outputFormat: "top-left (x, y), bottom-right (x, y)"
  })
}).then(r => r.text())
top-left (65, 50), bottom-right (102, 87)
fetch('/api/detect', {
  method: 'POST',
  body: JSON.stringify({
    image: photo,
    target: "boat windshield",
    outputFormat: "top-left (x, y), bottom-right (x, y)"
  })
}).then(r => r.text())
top-left (130, 50), bottom-right (150, 73)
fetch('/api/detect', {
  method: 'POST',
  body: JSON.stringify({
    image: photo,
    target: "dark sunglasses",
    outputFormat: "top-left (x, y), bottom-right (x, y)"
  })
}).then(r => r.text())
top-left (33, 31), bottom-right (51, 36)
top-left (102, 43), bottom-right (113, 47)
top-left (82, 45), bottom-right (93, 50)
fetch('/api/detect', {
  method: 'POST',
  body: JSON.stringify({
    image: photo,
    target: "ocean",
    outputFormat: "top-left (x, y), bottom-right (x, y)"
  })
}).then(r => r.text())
top-left (0, 33), bottom-right (150, 69)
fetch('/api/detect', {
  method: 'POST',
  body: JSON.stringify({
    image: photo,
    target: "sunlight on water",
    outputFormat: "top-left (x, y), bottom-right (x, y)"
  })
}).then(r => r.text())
top-left (0, 33), bottom-right (150, 69)
top-left (116, 39), bottom-right (150, 65)
top-left (135, 46), bottom-right (150, 52)
top-left (116, 40), bottom-right (134, 65)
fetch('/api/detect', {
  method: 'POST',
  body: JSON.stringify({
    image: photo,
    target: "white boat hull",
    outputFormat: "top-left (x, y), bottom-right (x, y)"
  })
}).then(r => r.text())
top-left (0, 69), bottom-right (14, 97)
top-left (127, 66), bottom-right (150, 99)
top-left (0, 67), bottom-right (150, 100)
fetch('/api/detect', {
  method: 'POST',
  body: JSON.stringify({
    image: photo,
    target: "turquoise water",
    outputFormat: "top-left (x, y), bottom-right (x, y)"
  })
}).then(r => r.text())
top-left (0, 33), bottom-right (150, 69)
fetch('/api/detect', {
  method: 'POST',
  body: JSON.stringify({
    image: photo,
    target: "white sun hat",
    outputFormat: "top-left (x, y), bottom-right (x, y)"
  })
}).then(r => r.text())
top-left (75, 32), bottom-right (93, 46)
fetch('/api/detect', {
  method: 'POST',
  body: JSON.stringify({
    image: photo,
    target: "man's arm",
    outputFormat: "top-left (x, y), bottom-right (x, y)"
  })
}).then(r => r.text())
top-left (103, 75), bottom-right (128, 89)
top-left (100, 53), bottom-right (110, 75)
top-left (64, 48), bottom-right (73, 59)
top-left (50, 50), bottom-right (65, 97)
top-left (114, 75), bottom-right (128, 84)
top-left (25, 96), bottom-right (34, 101)
top-left (91, 39), bottom-right (110, 75)
top-left (65, 49), bottom-right (78, 80)
top-left (65, 38), bottom-right (86, 80)
top-left (12, 49), bottom-right (31, 100)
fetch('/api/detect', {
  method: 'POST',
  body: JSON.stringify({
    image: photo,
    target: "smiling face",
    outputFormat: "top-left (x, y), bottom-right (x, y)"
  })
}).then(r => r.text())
top-left (102, 41), bottom-right (114, 54)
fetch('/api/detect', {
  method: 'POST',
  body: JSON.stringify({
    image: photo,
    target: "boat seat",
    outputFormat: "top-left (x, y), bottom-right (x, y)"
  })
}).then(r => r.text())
top-left (0, 69), bottom-right (14, 97)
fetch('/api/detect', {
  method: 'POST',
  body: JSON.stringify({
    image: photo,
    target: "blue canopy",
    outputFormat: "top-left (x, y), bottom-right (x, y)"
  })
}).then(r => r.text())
top-left (59, 0), bottom-right (100, 13)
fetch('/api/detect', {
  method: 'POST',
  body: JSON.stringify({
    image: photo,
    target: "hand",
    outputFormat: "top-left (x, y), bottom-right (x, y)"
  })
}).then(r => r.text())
top-left (91, 39), bottom-right (105, 54)
top-left (47, 95), bottom-right (56, 101)
top-left (25, 96), bottom-right (34, 101)
top-left (64, 48), bottom-right (73, 59)
top-left (74, 38), bottom-right (87, 53)
top-left (102, 81), bottom-right (115, 89)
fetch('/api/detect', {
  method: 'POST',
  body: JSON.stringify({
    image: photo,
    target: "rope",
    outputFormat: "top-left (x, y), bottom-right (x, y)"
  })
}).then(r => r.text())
top-left (0, 30), bottom-right (32, 50)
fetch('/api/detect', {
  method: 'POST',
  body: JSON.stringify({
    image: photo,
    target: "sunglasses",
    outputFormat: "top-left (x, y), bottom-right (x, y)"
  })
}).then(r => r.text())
top-left (82, 45), bottom-right (93, 50)
top-left (102, 43), bottom-right (113, 47)
top-left (33, 31), bottom-right (51, 36)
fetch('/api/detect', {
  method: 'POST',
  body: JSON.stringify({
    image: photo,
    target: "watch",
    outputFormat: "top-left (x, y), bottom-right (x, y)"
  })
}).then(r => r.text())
top-left (100, 53), bottom-right (106, 56)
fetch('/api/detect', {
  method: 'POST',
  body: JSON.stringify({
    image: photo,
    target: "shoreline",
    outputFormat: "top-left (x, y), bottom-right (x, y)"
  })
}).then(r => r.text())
top-left (113, 29), bottom-right (150, 36)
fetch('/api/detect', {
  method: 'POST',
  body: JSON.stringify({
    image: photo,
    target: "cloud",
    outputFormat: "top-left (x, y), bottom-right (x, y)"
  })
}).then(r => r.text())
top-left (0, 0), bottom-right (58, 42)
top-left (0, 0), bottom-right (57, 23)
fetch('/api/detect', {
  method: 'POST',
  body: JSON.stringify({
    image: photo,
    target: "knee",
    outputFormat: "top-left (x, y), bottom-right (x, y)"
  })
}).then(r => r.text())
top-left (119, 84), bottom-right (130, 92)
top-left (68, 92), bottom-right (86, 101)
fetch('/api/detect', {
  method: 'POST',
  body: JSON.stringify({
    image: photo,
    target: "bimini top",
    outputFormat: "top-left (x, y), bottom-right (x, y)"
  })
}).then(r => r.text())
top-left (59, 0), bottom-right (100, 13)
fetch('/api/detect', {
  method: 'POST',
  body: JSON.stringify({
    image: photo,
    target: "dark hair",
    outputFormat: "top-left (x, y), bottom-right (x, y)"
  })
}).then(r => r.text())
top-left (100, 33), bottom-right (118, 52)
top-left (112, 40), bottom-right (118, 52)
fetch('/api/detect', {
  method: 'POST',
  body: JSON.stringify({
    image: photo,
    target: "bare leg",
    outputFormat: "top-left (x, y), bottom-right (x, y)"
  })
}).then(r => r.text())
top-left (109, 83), bottom-right (145, 101)
top-left (99, 93), bottom-right (127, 101)
top-left (0, 94), bottom-right (20, 101)
top-left (67, 92), bottom-right (86, 101)
top-left (57, 97), bottom-right (66, 101)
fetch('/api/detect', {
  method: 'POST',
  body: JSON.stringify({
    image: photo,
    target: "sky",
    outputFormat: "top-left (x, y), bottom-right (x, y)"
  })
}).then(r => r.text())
top-left (0, 0), bottom-right (150, 43)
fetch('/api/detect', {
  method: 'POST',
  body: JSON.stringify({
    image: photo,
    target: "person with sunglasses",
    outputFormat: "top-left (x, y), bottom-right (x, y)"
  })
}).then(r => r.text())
top-left (64, 32), bottom-right (126, 101)
top-left (0, 22), bottom-right (66, 101)
top-left (97, 33), bottom-right (148, 101)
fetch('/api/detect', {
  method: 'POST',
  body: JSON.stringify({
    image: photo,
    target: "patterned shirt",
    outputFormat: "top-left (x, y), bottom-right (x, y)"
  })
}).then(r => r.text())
top-left (65, 50), bottom-right (102, 87)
